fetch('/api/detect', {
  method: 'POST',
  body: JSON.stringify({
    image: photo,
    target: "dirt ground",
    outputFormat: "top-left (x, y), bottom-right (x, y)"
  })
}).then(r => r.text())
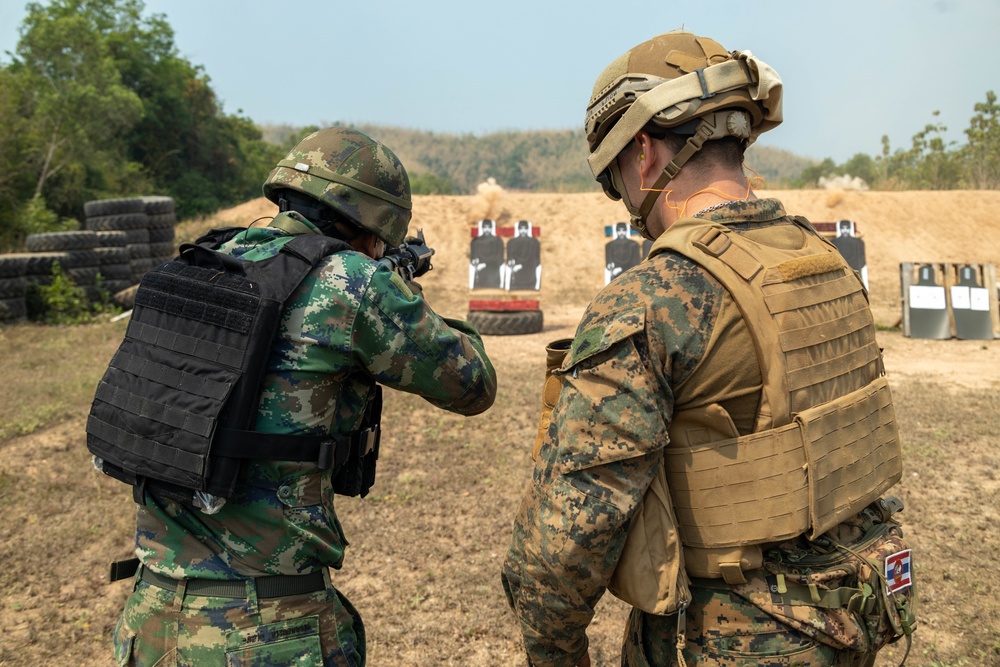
top-left (1, 189), bottom-right (999, 666)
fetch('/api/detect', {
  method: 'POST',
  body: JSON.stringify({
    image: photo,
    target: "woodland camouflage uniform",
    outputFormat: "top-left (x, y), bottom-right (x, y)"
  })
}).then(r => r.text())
top-left (111, 130), bottom-right (497, 666)
top-left (502, 199), bottom-right (899, 667)
top-left (502, 31), bottom-right (911, 667)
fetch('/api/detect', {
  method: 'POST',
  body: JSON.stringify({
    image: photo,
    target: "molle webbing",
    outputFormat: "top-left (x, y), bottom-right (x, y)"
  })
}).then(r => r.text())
top-left (665, 376), bottom-right (901, 547)
top-left (86, 231), bottom-right (352, 500)
top-left (648, 217), bottom-right (901, 577)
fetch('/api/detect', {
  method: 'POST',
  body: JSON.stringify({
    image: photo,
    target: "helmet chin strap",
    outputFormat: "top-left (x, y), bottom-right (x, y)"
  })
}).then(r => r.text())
top-left (628, 118), bottom-right (717, 240)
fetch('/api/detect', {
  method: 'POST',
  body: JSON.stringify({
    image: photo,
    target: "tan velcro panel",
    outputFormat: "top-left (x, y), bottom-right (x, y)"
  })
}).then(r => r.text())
top-left (665, 423), bottom-right (810, 548)
top-left (664, 377), bottom-right (901, 549)
top-left (797, 376), bottom-right (903, 539)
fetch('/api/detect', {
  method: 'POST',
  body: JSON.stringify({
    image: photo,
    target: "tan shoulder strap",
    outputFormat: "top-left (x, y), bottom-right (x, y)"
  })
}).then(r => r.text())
top-left (649, 217), bottom-right (790, 428)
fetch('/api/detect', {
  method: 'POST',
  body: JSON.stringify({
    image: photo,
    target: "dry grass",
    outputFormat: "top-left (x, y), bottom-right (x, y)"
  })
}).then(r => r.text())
top-left (0, 320), bottom-right (126, 440)
top-left (2, 190), bottom-right (1000, 666)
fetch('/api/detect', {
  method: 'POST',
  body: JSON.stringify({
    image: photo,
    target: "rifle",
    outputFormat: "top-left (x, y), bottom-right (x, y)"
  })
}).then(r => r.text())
top-left (379, 230), bottom-right (435, 282)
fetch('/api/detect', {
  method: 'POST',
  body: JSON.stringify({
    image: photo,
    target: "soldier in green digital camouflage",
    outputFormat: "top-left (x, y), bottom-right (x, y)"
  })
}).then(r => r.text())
top-left (502, 32), bottom-right (914, 667)
top-left (110, 127), bottom-right (497, 666)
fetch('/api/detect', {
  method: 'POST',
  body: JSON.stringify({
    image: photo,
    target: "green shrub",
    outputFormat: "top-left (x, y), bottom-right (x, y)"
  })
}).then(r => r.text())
top-left (26, 262), bottom-right (118, 325)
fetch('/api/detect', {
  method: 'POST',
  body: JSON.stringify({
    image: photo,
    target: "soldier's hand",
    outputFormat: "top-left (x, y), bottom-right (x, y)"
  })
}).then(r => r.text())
top-left (576, 650), bottom-right (592, 667)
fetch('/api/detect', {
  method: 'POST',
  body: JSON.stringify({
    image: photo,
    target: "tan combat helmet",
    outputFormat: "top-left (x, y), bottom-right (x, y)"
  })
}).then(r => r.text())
top-left (262, 127), bottom-right (412, 246)
top-left (585, 31), bottom-right (783, 238)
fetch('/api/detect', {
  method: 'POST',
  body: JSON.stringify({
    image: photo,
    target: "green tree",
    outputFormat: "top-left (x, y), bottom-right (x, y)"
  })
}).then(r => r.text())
top-left (12, 0), bottom-right (144, 210)
top-left (410, 172), bottom-right (458, 195)
top-left (963, 90), bottom-right (1000, 189)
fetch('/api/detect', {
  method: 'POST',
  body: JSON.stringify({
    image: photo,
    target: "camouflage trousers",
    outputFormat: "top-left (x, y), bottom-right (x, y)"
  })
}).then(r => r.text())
top-left (621, 584), bottom-right (876, 667)
top-left (113, 568), bottom-right (365, 667)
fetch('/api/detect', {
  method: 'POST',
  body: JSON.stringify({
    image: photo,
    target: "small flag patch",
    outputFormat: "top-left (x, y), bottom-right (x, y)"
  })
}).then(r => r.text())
top-left (885, 549), bottom-right (912, 594)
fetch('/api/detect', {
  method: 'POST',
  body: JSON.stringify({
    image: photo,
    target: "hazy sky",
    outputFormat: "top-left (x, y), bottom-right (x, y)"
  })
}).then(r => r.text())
top-left (2, 0), bottom-right (998, 163)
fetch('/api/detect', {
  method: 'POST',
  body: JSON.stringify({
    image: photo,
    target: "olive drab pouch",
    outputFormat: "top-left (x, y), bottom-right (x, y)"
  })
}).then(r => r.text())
top-left (731, 497), bottom-right (916, 657)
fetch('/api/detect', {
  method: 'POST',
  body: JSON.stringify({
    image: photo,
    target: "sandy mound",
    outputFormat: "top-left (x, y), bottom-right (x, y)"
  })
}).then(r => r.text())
top-left (206, 189), bottom-right (1000, 328)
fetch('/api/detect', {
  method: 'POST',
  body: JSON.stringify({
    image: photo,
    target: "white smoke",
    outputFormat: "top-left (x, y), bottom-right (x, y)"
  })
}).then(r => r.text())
top-left (818, 174), bottom-right (869, 191)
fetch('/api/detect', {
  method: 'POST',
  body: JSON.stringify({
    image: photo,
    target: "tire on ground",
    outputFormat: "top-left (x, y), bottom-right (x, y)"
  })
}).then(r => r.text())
top-left (83, 197), bottom-right (146, 218)
top-left (85, 213), bottom-right (149, 231)
top-left (0, 276), bottom-right (27, 299)
top-left (466, 309), bottom-right (544, 336)
top-left (26, 231), bottom-right (98, 252)
top-left (0, 297), bottom-right (27, 322)
top-left (140, 196), bottom-right (175, 215)
top-left (0, 254), bottom-right (30, 278)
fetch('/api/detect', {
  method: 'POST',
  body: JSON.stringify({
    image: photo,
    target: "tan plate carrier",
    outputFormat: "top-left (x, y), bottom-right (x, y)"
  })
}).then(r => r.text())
top-left (607, 216), bottom-right (903, 615)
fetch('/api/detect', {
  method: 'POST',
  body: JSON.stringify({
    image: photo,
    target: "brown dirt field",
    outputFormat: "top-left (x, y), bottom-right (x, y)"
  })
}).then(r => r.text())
top-left (2, 190), bottom-right (999, 666)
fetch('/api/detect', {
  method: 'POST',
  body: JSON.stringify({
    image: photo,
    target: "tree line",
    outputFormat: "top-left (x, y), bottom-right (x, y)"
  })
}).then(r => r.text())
top-left (261, 123), bottom-right (815, 196)
top-left (798, 97), bottom-right (1000, 191)
top-left (0, 0), bottom-right (282, 253)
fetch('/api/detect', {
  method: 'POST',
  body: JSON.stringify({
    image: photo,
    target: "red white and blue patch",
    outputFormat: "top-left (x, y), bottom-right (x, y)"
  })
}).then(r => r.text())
top-left (885, 549), bottom-right (913, 594)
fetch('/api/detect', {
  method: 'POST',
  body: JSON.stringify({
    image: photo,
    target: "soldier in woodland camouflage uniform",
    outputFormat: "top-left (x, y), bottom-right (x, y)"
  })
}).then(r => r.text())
top-left (112, 128), bottom-right (497, 666)
top-left (502, 33), bottom-right (912, 667)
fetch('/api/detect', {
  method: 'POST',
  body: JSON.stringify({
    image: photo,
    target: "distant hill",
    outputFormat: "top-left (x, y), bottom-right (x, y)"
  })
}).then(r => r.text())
top-left (260, 123), bottom-right (814, 194)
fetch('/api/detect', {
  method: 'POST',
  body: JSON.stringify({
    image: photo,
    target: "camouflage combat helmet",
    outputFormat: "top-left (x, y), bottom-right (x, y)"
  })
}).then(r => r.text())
top-left (263, 127), bottom-right (412, 246)
top-left (585, 31), bottom-right (783, 238)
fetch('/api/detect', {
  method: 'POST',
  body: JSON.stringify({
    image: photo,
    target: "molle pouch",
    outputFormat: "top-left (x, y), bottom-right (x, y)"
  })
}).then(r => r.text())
top-left (332, 386), bottom-right (383, 498)
top-left (533, 338), bottom-right (573, 461)
top-left (225, 616), bottom-right (323, 667)
top-left (733, 499), bottom-right (915, 655)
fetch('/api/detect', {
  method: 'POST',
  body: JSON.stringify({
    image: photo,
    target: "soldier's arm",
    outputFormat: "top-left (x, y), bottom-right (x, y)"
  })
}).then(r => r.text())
top-left (501, 335), bottom-right (667, 666)
top-left (353, 264), bottom-right (497, 415)
top-left (502, 256), bottom-right (723, 667)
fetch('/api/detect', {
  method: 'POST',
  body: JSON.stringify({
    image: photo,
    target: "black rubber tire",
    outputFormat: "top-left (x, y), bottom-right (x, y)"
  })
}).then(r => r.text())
top-left (83, 197), bottom-right (145, 218)
top-left (0, 276), bottom-right (27, 299)
top-left (141, 196), bottom-right (175, 215)
top-left (95, 247), bottom-right (131, 264)
top-left (66, 266), bottom-right (100, 285)
top-left (94, 230), bottom-right (129, 247)
top-left (467, 309), bottom-right (544, 335)
top-left (130, 257), bottom-right (157, 280)
top-left (149, 241), bottom-right (175, 258)
top-left (24, 251), bottom-right (100, 275)
top-left (147, 212), bottom-right (177, 229)
top-left (0, 254), bottom-right (30, 278)
top-left (99, 263), bottom-right (133, 280)
top-left (127, 243), bottom-right (152, 259)
top-left (123, 228), bottom-right (151, 245)
top-left (85, 212), bottom-right (149, 231)
top-left (0, 297), bottom-right (27, 322)
top-left (25, 231), bottom-right (98, 252)
top-left (148, 227), bottom-right (175, 243)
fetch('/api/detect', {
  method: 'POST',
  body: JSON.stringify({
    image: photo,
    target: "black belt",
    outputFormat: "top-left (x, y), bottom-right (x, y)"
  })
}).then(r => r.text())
top-left (139, 566), bottom-right (327, 599)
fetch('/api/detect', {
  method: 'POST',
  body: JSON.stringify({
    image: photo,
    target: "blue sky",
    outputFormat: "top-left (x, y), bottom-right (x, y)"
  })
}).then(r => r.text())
top-left (2, 0), bottom-right (998, 163)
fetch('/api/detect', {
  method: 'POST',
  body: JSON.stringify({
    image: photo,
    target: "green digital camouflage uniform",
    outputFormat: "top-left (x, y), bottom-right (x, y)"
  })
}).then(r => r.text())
top-left (114, 213), bottom-right (497, 667)
top-left (502, 199), bottom-right (863, 667)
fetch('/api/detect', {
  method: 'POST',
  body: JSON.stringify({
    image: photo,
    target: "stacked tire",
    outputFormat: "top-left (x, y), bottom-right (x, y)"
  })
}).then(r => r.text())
top-left (83, 195), bottom-right (177, 301)
top-left (22, 231), bottom-right (103, 305)
top-left (0, 254), bottom-right (30, 323)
